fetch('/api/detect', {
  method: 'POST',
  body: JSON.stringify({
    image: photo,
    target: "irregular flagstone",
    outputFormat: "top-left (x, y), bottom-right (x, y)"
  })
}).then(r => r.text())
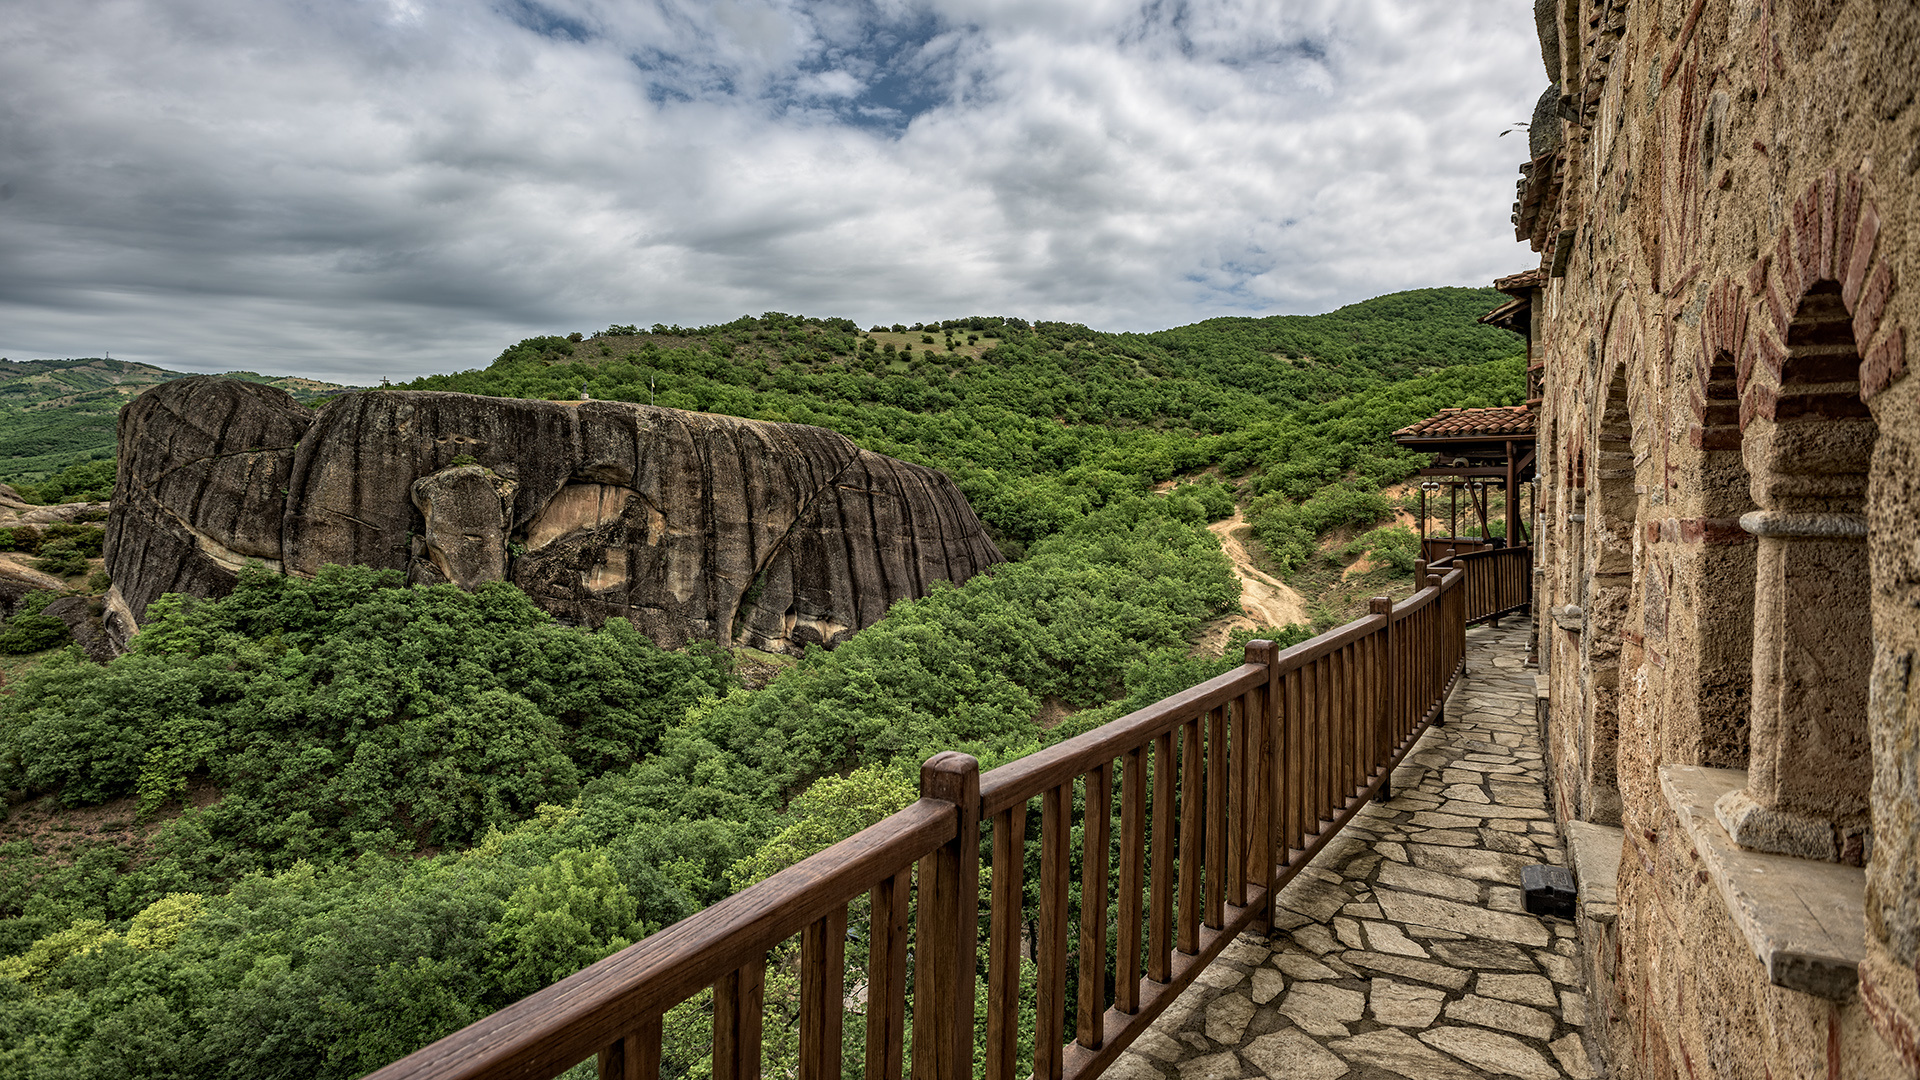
top-left (1552, 1032), bottom-right (1600, 1079)
top-left (1361, 920), bottom-right (1430, 957)
top-left (1374, 888), bottom-right (1552, 946)
top-left (1476, 972), bottom-right (1558, 1007)
top-left (1409, 828), bottom-right (1482, 847)
top-left (1250, 967), bottom-right (1284, 1005)
top-left (1369, 977), bottom-right (1446, 1027)
top-left (1239, 1030), bottom-right (1348, 1080)
top-left (1487, 885), bottom-right (1530, 913)
top-left (1333, 917), bottom-right (1365, 949)
top-left (1375, 861), bottom-right (1482, 903)
top-left (1205, 994), bottom-right (1256, 1044)
top-left (1274, 878), bottom-right (1348, 922)
top-left (1442, 993), bottom-right (1557, 1039)
top-left (1286, 923), bottom-right (1339, 955)
top-left (1419, 1026), bottom-right (1562, 1080)
top-left (1407, 811), bottom-right (1483, 829)
top-left (1175, 1049), bottom-right (1245, 1080)
top-left (1408, 844), bottom-right (1535, 881)
top-left (1105, 1053), bottom-right (1167, 1080)
top-left (1535, 950), bottom-right (1578, 984)
top-left (1219, 935), bottom-right (1269, 966)
top-left (1342, 949), bottom-right (1473, 990)
top-left (1278, 982), bottom-right (1364, 1038)
top-left (1195, 959), bottom-right (1250, 989)
top-left (1270, 950), bottom-right (1337, 981)
top-left (1327, 1029), bottom-right (1483, 1080)
top-left (1561, 989), bottom-right (1588, 1025)
top-left (1444, 800), bottom-right (1549, 819)
top-left (1132, 1028), bottom-right (1187, 1063)
top-left (1491, 780), bottom-right (1549, 806)
top-left (1480, 829), bottom-right (1544, 856)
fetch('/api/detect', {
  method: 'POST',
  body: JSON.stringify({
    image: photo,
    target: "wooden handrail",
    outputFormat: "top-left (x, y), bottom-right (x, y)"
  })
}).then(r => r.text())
top-left (366, 547), bottom-right (1531, 1080)
top-left (362, 796), bottom-right (958, 1080)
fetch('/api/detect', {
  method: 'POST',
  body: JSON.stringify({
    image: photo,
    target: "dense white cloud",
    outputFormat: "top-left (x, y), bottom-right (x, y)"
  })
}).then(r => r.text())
top-left (0, 0), bottom-right (1546, 381)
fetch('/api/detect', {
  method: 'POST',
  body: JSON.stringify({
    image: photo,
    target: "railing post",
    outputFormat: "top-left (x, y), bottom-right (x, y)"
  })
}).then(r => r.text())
top-left (1428, 571), bottom-right (1447, 727)
top-left (1244, 638), bottom-right (1277, 932)
top-left (1368, 598), bottom-right (1394, 801)
top-left (915, 752), bottom-right (980, 1080)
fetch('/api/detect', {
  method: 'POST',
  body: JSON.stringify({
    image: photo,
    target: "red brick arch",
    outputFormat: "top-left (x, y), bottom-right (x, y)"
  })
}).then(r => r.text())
top-left (1738, 167), bottom-right (1906, 429)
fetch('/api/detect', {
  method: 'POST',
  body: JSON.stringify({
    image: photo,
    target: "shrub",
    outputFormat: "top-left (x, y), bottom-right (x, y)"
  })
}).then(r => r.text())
top-left (0, 525), bottom-right (42, 555)
top-left (0, 591), bottom-right (71, 654)
top-left (33, 541), bottom-right (90, 578)
top-left (1341, 525), bottom-right (1421, 573)
top-left (42, 523), bottom-right (104, 557)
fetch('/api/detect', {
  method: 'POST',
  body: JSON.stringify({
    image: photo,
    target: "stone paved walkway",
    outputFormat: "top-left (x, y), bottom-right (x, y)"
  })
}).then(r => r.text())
top-left (1111, 623), bottom-right (1598, 1080)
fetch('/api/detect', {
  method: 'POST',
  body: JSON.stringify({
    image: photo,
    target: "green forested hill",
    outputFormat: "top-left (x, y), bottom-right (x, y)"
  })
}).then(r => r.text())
top-left (0, 359), bottom-right (358, 487)
top-left (0, 288), bottom-right (1524, 1078)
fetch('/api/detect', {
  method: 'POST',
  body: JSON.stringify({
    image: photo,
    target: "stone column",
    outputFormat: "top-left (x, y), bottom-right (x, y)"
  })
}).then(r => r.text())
top-left (1714, 508), bottom-right (1873, 863)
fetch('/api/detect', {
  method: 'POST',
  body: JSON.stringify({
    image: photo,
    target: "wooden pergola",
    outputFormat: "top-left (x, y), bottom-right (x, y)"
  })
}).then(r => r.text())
top-left (1392, 405), bottom-right (1536, 563)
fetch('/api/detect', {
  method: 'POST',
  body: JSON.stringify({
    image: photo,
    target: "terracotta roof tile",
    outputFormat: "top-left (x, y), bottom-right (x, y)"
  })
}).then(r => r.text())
top-left (1493, 268), bottom-right (1548, 296)
top-left (1480, 297), bottom-right (1529, 327)
top-left (1392, 405), bottom-right (1534, 440)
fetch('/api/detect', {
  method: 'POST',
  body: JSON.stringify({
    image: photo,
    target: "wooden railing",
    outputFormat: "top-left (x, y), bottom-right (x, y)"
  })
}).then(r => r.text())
top-left (1441, 546), bottom-right (1533, 627)
top-left (367, 548), bottom-right (1528, 1080)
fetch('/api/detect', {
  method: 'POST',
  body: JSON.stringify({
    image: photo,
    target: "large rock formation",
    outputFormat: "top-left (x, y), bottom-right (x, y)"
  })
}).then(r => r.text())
top-left (106, 378), bottom-right (1003, 654)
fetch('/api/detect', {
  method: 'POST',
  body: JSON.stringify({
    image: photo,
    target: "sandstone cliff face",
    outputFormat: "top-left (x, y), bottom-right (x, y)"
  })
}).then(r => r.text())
top-left (107, 378), bottom-right (1003, 654)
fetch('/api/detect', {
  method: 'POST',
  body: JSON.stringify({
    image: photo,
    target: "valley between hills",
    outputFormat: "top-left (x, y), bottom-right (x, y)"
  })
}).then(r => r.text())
top-left (0, 287), bottom-right (1523, 1079)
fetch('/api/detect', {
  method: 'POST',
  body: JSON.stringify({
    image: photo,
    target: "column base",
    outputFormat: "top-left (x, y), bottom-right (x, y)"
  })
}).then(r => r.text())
top-left (1713, 787), bottom-right (1872, 865)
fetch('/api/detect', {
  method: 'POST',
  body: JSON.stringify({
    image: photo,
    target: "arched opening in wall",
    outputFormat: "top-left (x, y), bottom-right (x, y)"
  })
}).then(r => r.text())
top-left (1580, 364), bottom-right (1636, 824)
top-left (1729, 280), bottom-right (1878, 862)
top-left (1691, 346), bottom-right (1755, 768)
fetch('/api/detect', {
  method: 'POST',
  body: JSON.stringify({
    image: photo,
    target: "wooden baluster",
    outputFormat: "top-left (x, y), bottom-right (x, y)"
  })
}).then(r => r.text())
top-left (986, 806), bottom-right (1026, 1080)
top-left (598, 1016), bottom-right (663, 1080)
top-left (1177, 718), bottom-right (1203, 953)
top-left (1284, 668), bottom-right (1304, 859)
top-left (1348, 642), bottom-right (1362, 797)
top-left (801, 908), bottom-right (848, 1080)
top-left (1204, 704), bottom-right (1226, 930)
top-left (866, 870), bottom-right (910, 1080)
top-left (1227, 693), bottom-right (1248, 909)
top-left (1316, 656), bottom-right (1333, 827)
top-left (1244, 638), bottom-right (1274, 914)
top-left (1370, 600), bottom-right (1393, 797)
top-left (713, 960), bottom-right (766, 1080)
top-left (1035, 782), bottom-right (1072, 1080)
top-left (1148, 730), bottom-right (1174, 983)
top-left (1344, 638), bottom-right (1359, 799)
top-left (1078, 764), bottom-right (1112, 1048)
top-left (1244, 640), bottom-right (1276, 912)
top-left (1118, 746), bottom-right (1147, 1011)
top-left (914, 754), bottom-right (979, 1080)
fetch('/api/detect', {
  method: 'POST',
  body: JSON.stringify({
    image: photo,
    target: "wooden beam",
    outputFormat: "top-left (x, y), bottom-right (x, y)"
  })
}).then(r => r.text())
top-left (1417, 466), bottom-right (1511, 479)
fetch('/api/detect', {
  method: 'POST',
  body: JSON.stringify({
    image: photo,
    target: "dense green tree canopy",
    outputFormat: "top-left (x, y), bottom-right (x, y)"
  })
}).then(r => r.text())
top-left (0, 288), bottom-right (1525, 1077)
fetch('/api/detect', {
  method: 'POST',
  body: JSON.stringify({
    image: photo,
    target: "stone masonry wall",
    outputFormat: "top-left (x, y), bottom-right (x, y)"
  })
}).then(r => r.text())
top-left (1523, 0), bottom-right (1919, 1075)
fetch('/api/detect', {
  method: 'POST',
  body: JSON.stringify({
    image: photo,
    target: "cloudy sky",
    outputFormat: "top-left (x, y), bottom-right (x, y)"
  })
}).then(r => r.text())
top-left (0, 0), bottom-right (1546, 383)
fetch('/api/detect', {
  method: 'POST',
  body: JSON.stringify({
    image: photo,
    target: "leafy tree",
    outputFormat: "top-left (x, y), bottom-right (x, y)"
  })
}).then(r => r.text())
top-left (0, 592), bottom-right (70, 655)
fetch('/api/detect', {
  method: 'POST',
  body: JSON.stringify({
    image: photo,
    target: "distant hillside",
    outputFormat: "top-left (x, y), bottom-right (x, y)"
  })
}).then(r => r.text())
top-left (0, 358), bottom-right (359, 482)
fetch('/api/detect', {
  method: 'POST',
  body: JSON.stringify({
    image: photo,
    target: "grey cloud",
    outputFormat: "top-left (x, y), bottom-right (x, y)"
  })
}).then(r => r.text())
top-left (0, 0), bottom-right (1543, 382)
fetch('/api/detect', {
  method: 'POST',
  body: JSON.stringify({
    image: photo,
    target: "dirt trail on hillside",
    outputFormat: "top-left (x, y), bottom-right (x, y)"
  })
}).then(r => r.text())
top-left (1193, 512), bottom-right (1310, 654)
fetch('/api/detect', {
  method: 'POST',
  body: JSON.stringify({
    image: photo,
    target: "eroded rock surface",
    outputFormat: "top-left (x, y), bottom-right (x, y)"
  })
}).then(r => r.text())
top-left (108, 378), bottom-right (1003, 654)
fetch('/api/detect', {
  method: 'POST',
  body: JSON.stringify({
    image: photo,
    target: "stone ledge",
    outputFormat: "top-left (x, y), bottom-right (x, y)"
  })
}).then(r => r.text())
top-left (1659, 765), bottom-right (1867, 999)
top-left (1564, 820), bottom-right (1622, 925)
